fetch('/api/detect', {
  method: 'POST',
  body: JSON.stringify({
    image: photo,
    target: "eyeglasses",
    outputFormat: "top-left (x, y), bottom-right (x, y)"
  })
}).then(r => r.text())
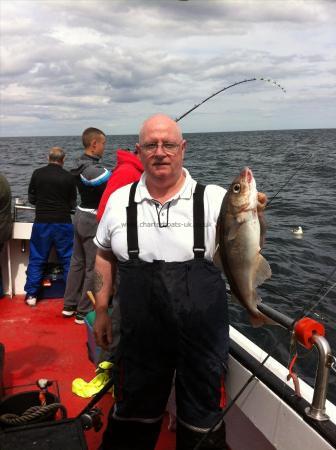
top-left (140, 141), bottom-right (182, 154)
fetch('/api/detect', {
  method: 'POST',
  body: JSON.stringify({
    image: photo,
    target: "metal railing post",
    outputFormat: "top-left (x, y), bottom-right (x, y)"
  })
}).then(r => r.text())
top-left (257, 303), bottom-right (332, 422)
top-left (305, 334), bottom-right (332, 421)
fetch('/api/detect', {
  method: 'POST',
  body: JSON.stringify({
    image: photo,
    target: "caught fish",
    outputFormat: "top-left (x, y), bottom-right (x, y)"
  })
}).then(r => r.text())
top-left (215, 167), bottom-right (271, 326)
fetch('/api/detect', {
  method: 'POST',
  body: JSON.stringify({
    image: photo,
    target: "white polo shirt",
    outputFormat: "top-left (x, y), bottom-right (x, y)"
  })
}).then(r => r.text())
top-left (94, 169), bottom-right (226, 263)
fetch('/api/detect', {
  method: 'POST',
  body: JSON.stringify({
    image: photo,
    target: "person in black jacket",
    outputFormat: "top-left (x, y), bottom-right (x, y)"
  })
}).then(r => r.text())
top-left (25, 147), bottom-right (77, 306)
top-left (0, 173), bottom-right (12, 254)
top-left (62, 127), bottom-right (110, 324)
top-left (0, 173), bottom-right (12, 298)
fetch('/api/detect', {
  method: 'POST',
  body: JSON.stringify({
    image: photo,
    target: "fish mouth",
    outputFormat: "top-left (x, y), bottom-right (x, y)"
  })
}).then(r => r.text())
top-left (241, 167), bottom-right (253, 184)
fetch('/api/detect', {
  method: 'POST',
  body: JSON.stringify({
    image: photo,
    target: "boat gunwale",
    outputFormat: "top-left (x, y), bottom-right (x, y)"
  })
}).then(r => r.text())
top-left (229, 336), bottom-right (336, 449)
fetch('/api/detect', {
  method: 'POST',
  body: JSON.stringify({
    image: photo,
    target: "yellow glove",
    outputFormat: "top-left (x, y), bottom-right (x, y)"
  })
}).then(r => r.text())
top-left (72, 361), bottom-right (114, 398)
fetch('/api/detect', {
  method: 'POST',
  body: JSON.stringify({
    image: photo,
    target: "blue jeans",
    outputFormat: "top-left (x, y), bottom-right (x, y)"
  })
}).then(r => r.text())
top-left (24, 223), bottom-right (74, 296)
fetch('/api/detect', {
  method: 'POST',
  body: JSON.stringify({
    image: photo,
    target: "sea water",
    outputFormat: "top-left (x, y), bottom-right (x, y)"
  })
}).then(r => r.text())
top-left (1, 128), bottom-right (335, 403)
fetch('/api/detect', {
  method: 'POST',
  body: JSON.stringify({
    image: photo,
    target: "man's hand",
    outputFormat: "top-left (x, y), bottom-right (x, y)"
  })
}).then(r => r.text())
top-left (93, 249), bottom-right (116, 350)
top-left (94, 309), bottom-right (113, 351)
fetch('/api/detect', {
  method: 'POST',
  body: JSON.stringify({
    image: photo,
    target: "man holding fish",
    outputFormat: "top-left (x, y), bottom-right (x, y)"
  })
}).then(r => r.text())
top-left (93, 113), bottom-right (269, 450)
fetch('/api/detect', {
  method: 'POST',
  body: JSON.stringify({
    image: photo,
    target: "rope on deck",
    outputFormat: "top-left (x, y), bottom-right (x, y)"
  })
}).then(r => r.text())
top-left (0, 403), bottom-right (67, 426)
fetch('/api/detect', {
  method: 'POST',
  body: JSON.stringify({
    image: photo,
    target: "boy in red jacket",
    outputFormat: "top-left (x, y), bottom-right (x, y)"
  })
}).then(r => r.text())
top-left (97, 148), bottom-right (143, 222)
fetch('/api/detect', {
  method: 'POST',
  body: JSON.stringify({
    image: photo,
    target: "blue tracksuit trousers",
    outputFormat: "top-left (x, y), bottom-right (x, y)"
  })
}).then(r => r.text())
top-left (24, 223), bottom-right (74, 297)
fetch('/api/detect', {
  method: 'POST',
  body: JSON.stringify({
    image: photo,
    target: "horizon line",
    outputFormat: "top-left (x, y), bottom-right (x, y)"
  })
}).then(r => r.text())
top-left (1, 126), bottom-right (335, 139)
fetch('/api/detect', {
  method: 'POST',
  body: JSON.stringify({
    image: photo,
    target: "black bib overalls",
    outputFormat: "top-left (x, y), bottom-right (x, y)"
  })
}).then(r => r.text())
top-left (101, 183), bottom-right (229, 450)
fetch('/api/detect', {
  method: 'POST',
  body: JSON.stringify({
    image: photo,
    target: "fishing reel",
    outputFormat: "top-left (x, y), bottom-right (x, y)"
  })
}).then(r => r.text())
top-left (79, 407), bottom-right (103, 432)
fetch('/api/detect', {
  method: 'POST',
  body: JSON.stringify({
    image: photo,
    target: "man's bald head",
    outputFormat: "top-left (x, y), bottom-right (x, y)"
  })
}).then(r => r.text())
top-left (138, 114), bottom-right (183, 144)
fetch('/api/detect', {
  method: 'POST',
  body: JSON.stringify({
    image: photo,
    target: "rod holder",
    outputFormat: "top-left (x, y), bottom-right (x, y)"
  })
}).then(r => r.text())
top-left (257, 303), bottom-right (332, 422)
top-left (258, 303), bottom-right (294, 329)
top-left (305, 335), bottom-right (331, 421)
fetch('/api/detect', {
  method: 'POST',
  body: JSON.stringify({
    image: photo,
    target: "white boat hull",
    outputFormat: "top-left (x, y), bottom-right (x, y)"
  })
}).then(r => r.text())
top-left (226, 327), bottom-right (335, 450)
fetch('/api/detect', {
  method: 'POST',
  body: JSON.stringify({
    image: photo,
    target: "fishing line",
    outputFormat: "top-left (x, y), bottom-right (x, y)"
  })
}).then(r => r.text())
top-left (192, 271), bottom-right (334, 449)
top-left (193, 355), bottom-right (272, 450)
top-left (265, 153), bottom-right (313, 208)
top-left (192, 336), bottom-right (283, 450)
top-left (175, 77), bottom-right (286, 122)
top-left (290, 266), bottom-right (336, 325)
top-left (301, 267), bottom-right (336, 319)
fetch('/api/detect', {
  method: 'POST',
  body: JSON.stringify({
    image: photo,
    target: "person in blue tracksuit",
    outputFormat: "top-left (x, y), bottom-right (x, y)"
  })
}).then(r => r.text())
top-left (62, 127), bottom-right (110, 324)
top-left (24, 147), bottom-right (77, 306)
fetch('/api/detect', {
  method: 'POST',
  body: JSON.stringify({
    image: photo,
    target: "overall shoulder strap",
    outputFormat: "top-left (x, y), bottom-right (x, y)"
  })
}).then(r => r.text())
top-left (193, 183), bottom-right (206, 259)
top-left (126, 182), bottom-right (139, 259)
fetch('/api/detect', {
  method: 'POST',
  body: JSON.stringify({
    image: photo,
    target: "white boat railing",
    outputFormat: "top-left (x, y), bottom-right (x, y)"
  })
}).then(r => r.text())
top-left (13, 198), bottom-right (35, 222)
top-left (257, 303), bottom-right (332, 422)
top-left (13, 199), bottom-right (76, 222)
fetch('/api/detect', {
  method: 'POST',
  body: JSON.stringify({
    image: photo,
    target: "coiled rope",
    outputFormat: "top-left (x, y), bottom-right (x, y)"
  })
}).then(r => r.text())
top-left (0, 402), bottom-right (67, 426)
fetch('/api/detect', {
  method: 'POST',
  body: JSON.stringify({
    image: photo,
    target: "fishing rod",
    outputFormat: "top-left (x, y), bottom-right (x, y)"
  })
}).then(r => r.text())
top-left (175, 77), bottom-right (286, 122)
top-left (174, 75), bottom-right (301, 206)
top-left (174, 75), bottom-right (312, 209)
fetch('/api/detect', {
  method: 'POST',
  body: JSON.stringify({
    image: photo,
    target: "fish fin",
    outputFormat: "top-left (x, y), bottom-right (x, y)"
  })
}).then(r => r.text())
top-left (249, 314), bottom-right (265, 327)
top-left (227, 220), bottom-right (242, 241)
top-left (213, 245), bottom-right (223, 271)
top-left (254, 254), bottom-right (272, 288)
top-left (250, 296), bottom-right (278, 327)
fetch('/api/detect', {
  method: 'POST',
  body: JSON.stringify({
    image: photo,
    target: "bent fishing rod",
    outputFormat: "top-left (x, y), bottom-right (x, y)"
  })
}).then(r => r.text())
top-left (175, 77), bottom-right (286, 122)
top-left (174, 77), bottom-right (312, 209)
top-left (174, 76), bottom-right (303, 206)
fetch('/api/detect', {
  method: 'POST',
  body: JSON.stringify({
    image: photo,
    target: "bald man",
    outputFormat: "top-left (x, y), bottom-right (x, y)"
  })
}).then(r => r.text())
top-left (93, 114), bottom-right (229, 450)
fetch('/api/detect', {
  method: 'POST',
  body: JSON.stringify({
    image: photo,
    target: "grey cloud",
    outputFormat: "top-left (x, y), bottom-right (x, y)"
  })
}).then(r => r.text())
top-left (19, 0), bottom-right (335, 45)
top-left (1, 0), bottom-right (335, 136)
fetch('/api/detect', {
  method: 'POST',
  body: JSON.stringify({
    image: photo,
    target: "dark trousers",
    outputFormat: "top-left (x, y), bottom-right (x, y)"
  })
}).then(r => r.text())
top-left (101, 258), bottom-right (229, 449)
top-left (63, 209), bottom-right (97, 314)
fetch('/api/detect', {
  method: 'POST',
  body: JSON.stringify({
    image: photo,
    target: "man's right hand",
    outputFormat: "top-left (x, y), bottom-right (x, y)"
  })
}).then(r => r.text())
top-left (93, 309), bottom-right (113, 351)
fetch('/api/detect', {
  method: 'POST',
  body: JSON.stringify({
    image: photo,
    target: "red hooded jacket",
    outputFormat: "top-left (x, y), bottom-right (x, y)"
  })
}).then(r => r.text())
top-left (97, 149), bottom-right (144, 221)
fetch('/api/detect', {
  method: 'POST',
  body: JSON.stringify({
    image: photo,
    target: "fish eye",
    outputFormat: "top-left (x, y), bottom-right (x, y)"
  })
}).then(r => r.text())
top-left (232, 183), bottom-right (241, 193)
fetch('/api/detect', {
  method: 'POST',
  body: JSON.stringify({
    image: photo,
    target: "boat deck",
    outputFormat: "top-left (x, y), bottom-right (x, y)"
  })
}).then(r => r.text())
top-left (0, 295), bottom-right (175, 450)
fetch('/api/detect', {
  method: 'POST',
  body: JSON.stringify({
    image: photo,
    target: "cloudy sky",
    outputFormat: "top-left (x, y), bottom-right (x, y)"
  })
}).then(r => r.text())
top-left (1, 0), bottom-right (335, 137)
